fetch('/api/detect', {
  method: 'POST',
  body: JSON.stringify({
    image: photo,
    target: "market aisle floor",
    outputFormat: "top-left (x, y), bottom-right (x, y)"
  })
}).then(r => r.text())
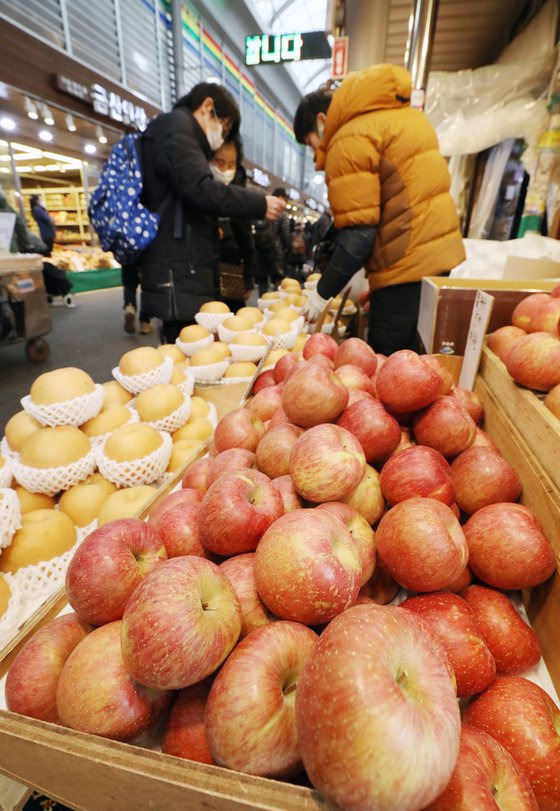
top-left (0, 288), bottom-right (158, 432)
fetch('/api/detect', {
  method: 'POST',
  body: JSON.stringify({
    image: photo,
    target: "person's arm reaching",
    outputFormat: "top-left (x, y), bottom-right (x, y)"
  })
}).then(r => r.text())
top-left (303, 225), bottom-right (375, 320)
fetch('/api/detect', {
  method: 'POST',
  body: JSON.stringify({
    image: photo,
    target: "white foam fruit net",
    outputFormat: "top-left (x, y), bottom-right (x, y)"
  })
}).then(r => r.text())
top-left (0, 489), bottom-right (22, 550)
top-left (20, 385), bottom-right (105, 428)
top-left (0, 574), bottom-right (24, 646)
top-left (0, 437), bottom-right (17, 460)
top-left (96, 431), bottom-right (172, 487)
top-left (86, 408), bottom-right (140, 448)
top-left (218, 324), bottom-right (256, 344)
top-left (177, 372), bottom-right (196, 398)
top-left (304, 280), bottom-right (318, 290)
top-left (229, 343), bottom-right (268, 362)
top-left (0, 458), bottom-right (13, 489)
top-left (12, 448), bottom-right (97, 497)
top-left (257, 297), bottom-right (282, 311)
top-left (216, 376), bottom-right (255, 386)
top-left (206, 401), bottom-right (219, 427)
top-left (194, 312), bottom-right (230, 333)
top-left (190, 360), bottom-right (230, 383)
top-left (176, 334), bottom-right (214, 357)
top-left (112, 356), bottom-right (174, 394)
top-left (7, 534), bottom-right (83, 603)
top-left (141, 396), bottom-right (192, 433)
top-left (263, 327), bottom-right (298, 350)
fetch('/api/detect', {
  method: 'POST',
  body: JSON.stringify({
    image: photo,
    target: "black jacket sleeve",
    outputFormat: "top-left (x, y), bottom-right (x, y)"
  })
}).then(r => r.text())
top-left (153, 125), bottom-right (266, 222)
top-left (231, 218), bottom-right (255, 290)
top-left (316, 225), bottom-right (376, 300)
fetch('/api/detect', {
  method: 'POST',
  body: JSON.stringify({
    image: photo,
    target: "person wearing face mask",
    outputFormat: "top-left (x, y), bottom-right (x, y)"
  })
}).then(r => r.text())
top-left (138, 82), bottom-right (284, 344)
top-left (293, 66), bottom-right (465, 356)
top-left (210, 136), bottom-right (256, 311)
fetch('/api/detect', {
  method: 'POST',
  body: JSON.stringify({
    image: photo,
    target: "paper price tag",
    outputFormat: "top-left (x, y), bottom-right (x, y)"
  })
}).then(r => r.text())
top-left (458, 290), bottom-right (494, 391)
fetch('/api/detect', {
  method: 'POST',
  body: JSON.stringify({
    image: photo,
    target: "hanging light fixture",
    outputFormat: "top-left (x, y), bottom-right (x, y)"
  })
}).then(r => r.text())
top-left (41, 104), bottom-right (55, 126)
top-left (65, 113), bottom-right (77, 132)
top-left (84, 143), bottom-right (97, 155)
top-left (38, 130), bottom-right (53, 142)
top-left (24, 96), bottom-right (39, 120)
top-left (95, 125), bottom-right (107, 144)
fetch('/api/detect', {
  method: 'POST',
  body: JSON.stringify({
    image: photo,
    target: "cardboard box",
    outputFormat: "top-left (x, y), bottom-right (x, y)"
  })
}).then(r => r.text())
top-left (502, 255), bottom-right (560, 281)
top-left (417, 277), bottom-right (558, 356)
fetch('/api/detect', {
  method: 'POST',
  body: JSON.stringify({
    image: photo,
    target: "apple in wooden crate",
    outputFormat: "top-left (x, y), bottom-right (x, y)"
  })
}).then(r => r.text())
top-left (380, 445), bottom-right (454, 506)
top-left (450, 386), bottom-right (484, 424)
top-left (412, 396), bottom-right (477, 457)
top-left (296, 604), bottom-right (461, 811)
top-left (376, 350), bottom-right (447, 413)
top-left (450, 446), bottom-right (521, 515)
top-left (220, 552), bottom-right (276, 639)
top-left (281, 364), bottom-right (348, 428)
top-left (334, 364), bottom-right (376, 396)
top-left (317, 501), bottom-right (376, 586)
top-left (65, 518), bottom-right (168, 626)
top-left (56, 621), bottom-right (172, 741)
top-left (5, 613), bottom-right (92, 723)
top-left (148, 496), bottom-right (206, 559)
top-left (302, 332), bottom-right (337, 360)
top-left (511, 292), bottom-right (560, 335)
top-left (465, 676), bottom-right (560, 810)
top-left (162, 680), bottom-right (214, 764)
top-left (213, 408), bottom-right (265, 453)
top-left (121, 557), bottom-right (242, 689)
top-left (270, 474), bottom-right (304, 512)
top-left (356, 559), bottom-right (398, 605)
top-left (506, 332), bottom-right (560, 392)
top-left (337, 395), bottom-right (401, 463)
top-left (181, 456), bottom-right (212, 494)
top-left (255, 423), bottom-right (304, 479)
top-left (487, 324), bottom-right (526, 363)
top-left (246, 385), bottom-right (283, 422)
top-left (206, 621), bottom-right (317, 777)
top-left (341, 463), bottom-right (385, 524)
top-left (205, 447), bottom-right (256, 487)
top-left (333, 337), bottom-right (377, 376)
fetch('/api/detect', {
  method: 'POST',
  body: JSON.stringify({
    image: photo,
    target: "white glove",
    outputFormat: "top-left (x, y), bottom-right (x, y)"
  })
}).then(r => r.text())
top-left (303, 287), bottom-right (330, 322)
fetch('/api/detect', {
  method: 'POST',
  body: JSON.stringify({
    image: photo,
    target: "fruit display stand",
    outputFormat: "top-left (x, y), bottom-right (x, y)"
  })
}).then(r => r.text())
top-left (0, 358), bottom-right (559, 811)
top-left (0, 254), bottom-right (51, 362)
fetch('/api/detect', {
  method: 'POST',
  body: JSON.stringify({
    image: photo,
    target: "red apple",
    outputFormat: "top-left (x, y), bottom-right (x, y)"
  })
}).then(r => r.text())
top-left (302, 332), bottom-right (338, 360)
top-left (296, 604), bottom-right (461, 811)
top-left (506, 332), bottom-right (560, 391)
top-left (512, 292), bottom-right (560, 335)
top-left (413, 396), bottom-right (476, 457)
top-left (544, 383), bottom-right (560, 419)
top-left (334, 337), bottom-right (377, 376)
top-left (376, 350), bottom-right (447, 413)
top-left (465, 676), bottom-right (560, 810)
top-left (423, 354), bottom-right (454, 395)
top-left (281, 364), bottom-right (348, 428)
top-left (273, 352), bottom-right (302, 383)
top-left (337, 395), bottom-right (401, 463)
top-left (66, 518), bottom-right (168, 626)
top-left (5, 613), bottom-right (92, 722)
top-left (552, 284), bottom-right (560, 298)
top-left (383, 427), bottom-right (415, 461)
top-left (461, 585), bottom-right (541, 675)
top-left (121, 556), bottom-right (242, 689)
top-left (380, 445), bottom-right (454, 506)
top-left (270, 474), bottom-right (305, 512)
top-left (438, 565), bottom-right (472, 592)
top-left (317, 502), bottom-right (376, 585)
top-left (181, 457), bottom-right (212, 494)
top-left (463, 503), bottom-right (556, 589)
top-left (199, 469), bottom-right (283, 556)
top-left (254, 509), bottom-right (361, 625)
top-left (149, 488), bottom-right (202, 524)
top-left (307, 353), bottom-right (334, 370)
top-left (162, 680), bottom-right (214, 763)
top-left (220, 552), bottom-right (276, 638)
top-left (206, 621), bottom-right (317, 777)
top-left (427, 724), bottom-right (539, 811)
top-left (253, 369), bottom-right (277, 392)
top-left (487, 325), bottom-right (527, 364)
top-left (356, 559), bottom-right (399, 605)
top-left (213, 408), bottom-right (266, 453)
top-left (255, 423), bottom-right (304, 479)
top-left (246, 385), bottom-right (283, 422)
top-left (56, 621), bottom-right (171, 740)
top-left (471, 427), bottom-right (498, 451)
top-left (205, 447), bottom-right (256, 488)
top-left (334, 363), bottom-right (376, 396)
top-left (341, 463), bottom-right (385, 524)
top-left (289, 424), bottom-right (365, 503)
top-left (268, 406), bottom-right (291, 428)
top-left (401, 592), bottom-right (495, 696)
top-left (347, 388), bottom-right (374, 405)
top-left (450, 447), bottom-right (522, 515)
top-left (451, 386), bottom-right (484, 423)
top-left (376, 498), bottom-right (469, 592)
top-left (148, 500), bottom-right (206, 559)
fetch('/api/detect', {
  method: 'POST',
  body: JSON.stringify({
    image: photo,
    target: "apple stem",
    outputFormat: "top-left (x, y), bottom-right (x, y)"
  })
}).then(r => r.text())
top-left (283, 682), bottom-right (297, 696)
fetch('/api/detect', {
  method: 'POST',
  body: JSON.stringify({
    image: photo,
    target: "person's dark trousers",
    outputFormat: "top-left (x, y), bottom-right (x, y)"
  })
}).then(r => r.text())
top-left (43, 238), bottom-right (54, 257)
top-left (160, 319), bottom-right (195, 344)
top-left (122, 264), bottom-right (152, 322)
top-left (255, 250), bottom-right (275, 297)
top-left (368, 280), bottom-right (423, 356)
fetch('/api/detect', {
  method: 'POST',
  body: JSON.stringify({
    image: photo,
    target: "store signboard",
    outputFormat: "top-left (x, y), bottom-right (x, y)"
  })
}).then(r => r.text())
top-left (331, 37), bottom-right (349, 79)
top-left (56, 75), bottom-right (148, 130)
top-left (245, 32), bottom-right (331, 67)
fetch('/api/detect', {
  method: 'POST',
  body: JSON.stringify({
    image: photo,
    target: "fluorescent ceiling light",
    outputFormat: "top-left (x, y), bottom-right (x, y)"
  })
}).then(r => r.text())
top-left (65, 113), bottom-right (77, 132)
top-left (84, 143), bottom-right (97, 155)
top-left (38, 130), bottom-right (53, 142)
top-left (0, 117), bottom-right (16, 132)
top-left (24, 97), bottom-right (38, 119)
top-left (42, 104), bottom-right (55, 126)
top-left (95, 125), bottom-right (107, 144)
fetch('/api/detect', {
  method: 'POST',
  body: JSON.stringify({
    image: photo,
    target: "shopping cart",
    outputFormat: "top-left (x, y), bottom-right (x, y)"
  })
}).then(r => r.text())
top-left (0, 254), bottom-right (51, 362)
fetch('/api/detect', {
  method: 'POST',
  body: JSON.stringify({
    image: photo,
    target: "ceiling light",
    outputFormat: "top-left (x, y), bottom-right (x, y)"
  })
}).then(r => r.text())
top-left (41, 104), bottom-right (54, 126)
top-left (0, 117), bottom-right (16, 132)
top-left (65, 113), bottom-right (77, 132)
top-left (24, 97), bottom-right (38, 120)
top-left (38, 130), bottom-right (53, 142)
top-left (84, 143), bottom-right (97, 155)
top-left (95, 125), bottom-right (107, 144)
top-left (0, 167), bottom-right (9, 174)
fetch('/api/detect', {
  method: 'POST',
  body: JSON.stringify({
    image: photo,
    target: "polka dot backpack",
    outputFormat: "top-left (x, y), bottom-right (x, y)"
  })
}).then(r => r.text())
top-left (88, 133), bottom-right (171, 264)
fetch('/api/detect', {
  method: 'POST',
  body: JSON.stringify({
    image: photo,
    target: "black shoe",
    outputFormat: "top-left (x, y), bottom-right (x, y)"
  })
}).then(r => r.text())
top-left (124, 304), bottom-right (136, 334)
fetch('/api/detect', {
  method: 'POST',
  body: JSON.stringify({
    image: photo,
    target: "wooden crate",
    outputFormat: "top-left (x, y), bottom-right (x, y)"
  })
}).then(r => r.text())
top-left (479, 345), bottom-right (560, 492)
top-left (0, 372), bottom-right (559, 810)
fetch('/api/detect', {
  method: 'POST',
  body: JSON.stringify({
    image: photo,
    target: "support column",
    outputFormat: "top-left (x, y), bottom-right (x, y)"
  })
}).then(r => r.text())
top-left (405, 0), bottom-right (440, 108)
top-left (343, 0), bottom-right (390, 72)
top-left (171, 0), bottom-right (186, 98)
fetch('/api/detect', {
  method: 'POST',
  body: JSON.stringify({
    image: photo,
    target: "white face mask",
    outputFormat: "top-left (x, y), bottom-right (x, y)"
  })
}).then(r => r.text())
top-left (210, 163), bottom-right (235, 185)
top-left (317, 119), bottom-right (325, 140)
top-left (206, 108), bottom-right (224, 151)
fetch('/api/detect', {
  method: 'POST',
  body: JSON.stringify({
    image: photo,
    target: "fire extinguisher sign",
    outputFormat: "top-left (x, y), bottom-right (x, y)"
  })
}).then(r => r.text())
top-left (331, 37), bottom-right (349, 79)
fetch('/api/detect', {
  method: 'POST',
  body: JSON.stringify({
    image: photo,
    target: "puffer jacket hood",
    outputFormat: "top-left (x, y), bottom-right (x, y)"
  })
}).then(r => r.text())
top-left (316, 64), bottom-right (411, 170)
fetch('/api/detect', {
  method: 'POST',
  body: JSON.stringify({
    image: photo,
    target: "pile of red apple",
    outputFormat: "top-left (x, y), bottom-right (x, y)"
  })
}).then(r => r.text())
top-left (487, 286), bottom-right (560, 403)
top-left (5, 335), bottom-right (559, 811)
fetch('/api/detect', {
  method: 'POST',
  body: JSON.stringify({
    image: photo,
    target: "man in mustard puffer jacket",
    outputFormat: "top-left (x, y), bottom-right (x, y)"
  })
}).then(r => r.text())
top-left (294, 64), bottom-right (465, 355)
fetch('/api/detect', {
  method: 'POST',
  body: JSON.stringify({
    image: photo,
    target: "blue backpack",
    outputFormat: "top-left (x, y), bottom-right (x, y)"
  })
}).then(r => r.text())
top-left (88, 133), bottom-right (170, 264)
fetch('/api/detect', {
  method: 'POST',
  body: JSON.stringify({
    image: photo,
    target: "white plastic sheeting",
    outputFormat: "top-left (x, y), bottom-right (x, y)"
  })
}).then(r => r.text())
top-left (425, 0), bottom-right (558, 157)
top-left (450, 233), bottom-right (560, 280)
